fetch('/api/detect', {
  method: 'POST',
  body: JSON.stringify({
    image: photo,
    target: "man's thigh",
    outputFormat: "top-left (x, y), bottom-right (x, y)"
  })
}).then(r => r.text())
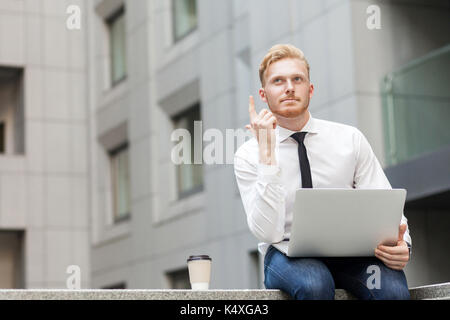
top-left (263, 246), bottom-right (335, 300)
top-left (324, 257), bottom-right (410, 300)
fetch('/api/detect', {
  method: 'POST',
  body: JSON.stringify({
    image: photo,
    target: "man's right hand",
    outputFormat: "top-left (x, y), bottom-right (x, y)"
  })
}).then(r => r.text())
top-left (245, 95), bottom-right (277, 165)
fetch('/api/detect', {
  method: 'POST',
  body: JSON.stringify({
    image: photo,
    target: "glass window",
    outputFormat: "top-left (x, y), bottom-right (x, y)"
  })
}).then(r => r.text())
top-left (382, 45), bottom-right (450, 166)
top-left (249, 251), bottom-right (264, 289)
top-left (0, 67), bottom-right (24, 155)
top-left (0, 122), bottom-right (4, 153)
top-left (109, 143), bottom-right (131, 223)
top-left (172, 104), bottom-right (203, 198)
top-left (173, 0), bottom-right (197, 41)
top-left (101, 282), bottom-right (126, 289)
top-left (107, 7), bottom-right (127, 85)
top-left (166, 268), bottom-right (190, 289)
top-left (0, 231), bottom-right (24, 288)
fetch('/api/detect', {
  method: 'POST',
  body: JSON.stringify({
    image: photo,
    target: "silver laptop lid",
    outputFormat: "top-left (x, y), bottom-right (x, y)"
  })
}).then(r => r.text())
top-left (285, 189), bottom-right (406, 257)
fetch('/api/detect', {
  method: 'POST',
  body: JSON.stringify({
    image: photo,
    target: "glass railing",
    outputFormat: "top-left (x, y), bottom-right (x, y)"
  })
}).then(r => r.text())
top-left (382, 44), bottom-right (450, 167)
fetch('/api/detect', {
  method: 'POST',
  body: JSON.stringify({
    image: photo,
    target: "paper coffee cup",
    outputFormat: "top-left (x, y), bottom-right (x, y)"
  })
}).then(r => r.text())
top-left (187, 255), bottom-right (212, 290)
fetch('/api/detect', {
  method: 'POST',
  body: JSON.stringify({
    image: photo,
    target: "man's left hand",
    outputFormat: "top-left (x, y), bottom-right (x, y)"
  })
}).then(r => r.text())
top-left (375, 224), bottom-right (409, 270)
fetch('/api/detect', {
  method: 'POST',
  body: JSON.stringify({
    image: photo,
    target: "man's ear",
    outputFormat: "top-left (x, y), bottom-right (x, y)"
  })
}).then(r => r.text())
top-left (309, 83), bottom-right (314, 99)
top-left (259, 88), bottom-right (267, 103)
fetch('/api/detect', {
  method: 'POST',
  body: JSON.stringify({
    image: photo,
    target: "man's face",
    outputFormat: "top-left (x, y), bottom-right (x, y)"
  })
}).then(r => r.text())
top-left (259, 58), bottom-right (314, 118)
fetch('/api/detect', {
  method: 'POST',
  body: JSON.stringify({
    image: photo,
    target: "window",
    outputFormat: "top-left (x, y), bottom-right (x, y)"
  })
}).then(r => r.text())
top-left (107, 6), bottom-right (127, 85)
top-left (0, 67), bottom-right (24, 155)
top-left (102, 282), bottom-right (126, 289)
top-left (249, 251), bottom-right (264, 289)
top-left (109, 143), bottom-right (131, 223)
top-left (0, 122), bottom-right (4, 153)
top-left (166, 268), bottom-right (190, 289)
top-left (172, 104), bottom-right (203, 199)
top-left (382, 44), bottom-right (450, 166)
top-left (0, 231), bottom-right (24, 288)
top-left (173, 0), bottom-right (197, 41)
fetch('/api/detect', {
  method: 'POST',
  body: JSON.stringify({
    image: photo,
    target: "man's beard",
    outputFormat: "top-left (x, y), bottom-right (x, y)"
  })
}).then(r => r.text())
top-left (266, 97), bottom-right (309, 118)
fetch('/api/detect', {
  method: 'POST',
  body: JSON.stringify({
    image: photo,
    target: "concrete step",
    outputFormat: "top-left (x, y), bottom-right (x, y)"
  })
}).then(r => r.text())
top-left (0, 282), bottom-right (448, 300)
top-left (0, 289), bottom-right (287, 300)
top-left (409, 282), bottom-right (450, 300)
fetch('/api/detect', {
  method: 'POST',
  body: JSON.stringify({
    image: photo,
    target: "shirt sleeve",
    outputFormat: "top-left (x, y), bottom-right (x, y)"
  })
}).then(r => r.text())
top-left (234, 154), bottom-right (286, 244)
top-left (353, 129), bottom-right (412, 246)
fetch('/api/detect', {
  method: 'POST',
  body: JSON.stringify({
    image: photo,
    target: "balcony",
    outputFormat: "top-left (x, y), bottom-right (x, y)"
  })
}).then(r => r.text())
top-left (382, 44), bottom-right (450, 167)
top-left (382, 45), bottom-right (450, 204)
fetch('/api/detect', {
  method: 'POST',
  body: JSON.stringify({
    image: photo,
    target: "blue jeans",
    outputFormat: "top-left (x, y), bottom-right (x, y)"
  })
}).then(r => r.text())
top-left (264, 245), bottom-right (410, 300)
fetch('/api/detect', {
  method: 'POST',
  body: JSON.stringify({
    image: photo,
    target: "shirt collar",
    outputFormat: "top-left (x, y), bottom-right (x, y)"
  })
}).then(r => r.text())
top-left (276, 111), bottom-right (319, 143)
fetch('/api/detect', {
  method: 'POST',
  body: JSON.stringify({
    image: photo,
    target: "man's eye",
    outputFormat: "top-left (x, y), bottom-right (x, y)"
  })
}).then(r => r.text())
top-left (274, 78), bottom-right (282, 83)
top-left (294, 77), bottom-right (302, 81)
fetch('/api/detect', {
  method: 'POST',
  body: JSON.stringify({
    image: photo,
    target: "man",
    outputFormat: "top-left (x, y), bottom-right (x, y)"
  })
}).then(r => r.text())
top-left (234, 44), bottom-right (412, 300)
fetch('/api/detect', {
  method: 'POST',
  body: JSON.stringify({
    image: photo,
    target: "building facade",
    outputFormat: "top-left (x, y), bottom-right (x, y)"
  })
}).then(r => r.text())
top-left (0, 0), bottom-right (448, 289)
top-left (0, 0), bottom-right (90, 288)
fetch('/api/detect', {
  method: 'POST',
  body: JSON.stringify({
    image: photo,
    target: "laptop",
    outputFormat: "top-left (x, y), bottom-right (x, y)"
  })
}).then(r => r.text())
top-left (278, 188), bottom-right (406, 257)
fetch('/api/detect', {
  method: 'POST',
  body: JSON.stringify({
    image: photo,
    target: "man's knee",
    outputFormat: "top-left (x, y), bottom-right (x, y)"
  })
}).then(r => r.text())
top-left (290, 259), bottom-right (335, 300)
top-left (293, 275), bottom-right (335, 300)
top-left (377, 279), bottom-right (410, 300)
top-left (264, 255), bottom-right (335, 299)
top-left (373, 267), bottom-right (410, 300)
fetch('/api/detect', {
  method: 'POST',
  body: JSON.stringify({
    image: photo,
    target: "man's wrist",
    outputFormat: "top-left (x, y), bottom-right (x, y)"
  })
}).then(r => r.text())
top-left (257, 163), bottom-right (282, 185)
top-left (259, 147), bottom-right (276, 165)
top-left (259, 158), bottom-right (276, 165)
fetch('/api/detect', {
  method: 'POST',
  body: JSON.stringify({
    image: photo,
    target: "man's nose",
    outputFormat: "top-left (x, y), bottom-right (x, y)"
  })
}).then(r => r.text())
top-left (285, 79), bottom-right (295, 92)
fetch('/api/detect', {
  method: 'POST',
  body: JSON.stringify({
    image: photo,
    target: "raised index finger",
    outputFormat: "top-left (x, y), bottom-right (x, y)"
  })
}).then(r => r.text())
top-left (248, 95), bottom-right (257, 121)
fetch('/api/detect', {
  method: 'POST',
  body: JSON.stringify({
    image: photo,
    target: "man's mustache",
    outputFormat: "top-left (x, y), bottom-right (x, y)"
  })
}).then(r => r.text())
top-left (280, 96), bottom-right (300, 102)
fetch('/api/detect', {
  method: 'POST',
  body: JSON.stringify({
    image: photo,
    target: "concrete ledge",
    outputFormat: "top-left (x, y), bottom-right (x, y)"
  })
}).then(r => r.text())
top-left (0, 289), bottom-right (289, 300)
top-left (0, 283), bottom-right (448, 300)
top-left (409, 282), bottom-right (450, 300)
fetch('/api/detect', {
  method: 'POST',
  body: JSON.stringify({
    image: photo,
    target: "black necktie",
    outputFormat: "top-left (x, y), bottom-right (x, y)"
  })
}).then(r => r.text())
top-left (290, 132), bottom-right (313, 188)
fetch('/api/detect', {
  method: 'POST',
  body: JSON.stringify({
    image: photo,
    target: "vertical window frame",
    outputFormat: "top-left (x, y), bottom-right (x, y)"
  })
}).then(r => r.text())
top-left (172, 0), bottom-right (198, 43)
top-left (109, 142), bottom-right (131, 224)
top-left (171, 103), bottom-right (203, 199)
top-left (166, 268), bottom-right (191, 289)
top-left (106, 6), bottom-right (127, 87)
top-left (0, 122), bottom-right (5, 153)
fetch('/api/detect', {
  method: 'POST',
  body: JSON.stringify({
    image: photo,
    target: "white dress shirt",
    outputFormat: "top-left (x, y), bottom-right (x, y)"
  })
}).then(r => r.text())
top-left (234, 112), bottom-right (411, 255)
